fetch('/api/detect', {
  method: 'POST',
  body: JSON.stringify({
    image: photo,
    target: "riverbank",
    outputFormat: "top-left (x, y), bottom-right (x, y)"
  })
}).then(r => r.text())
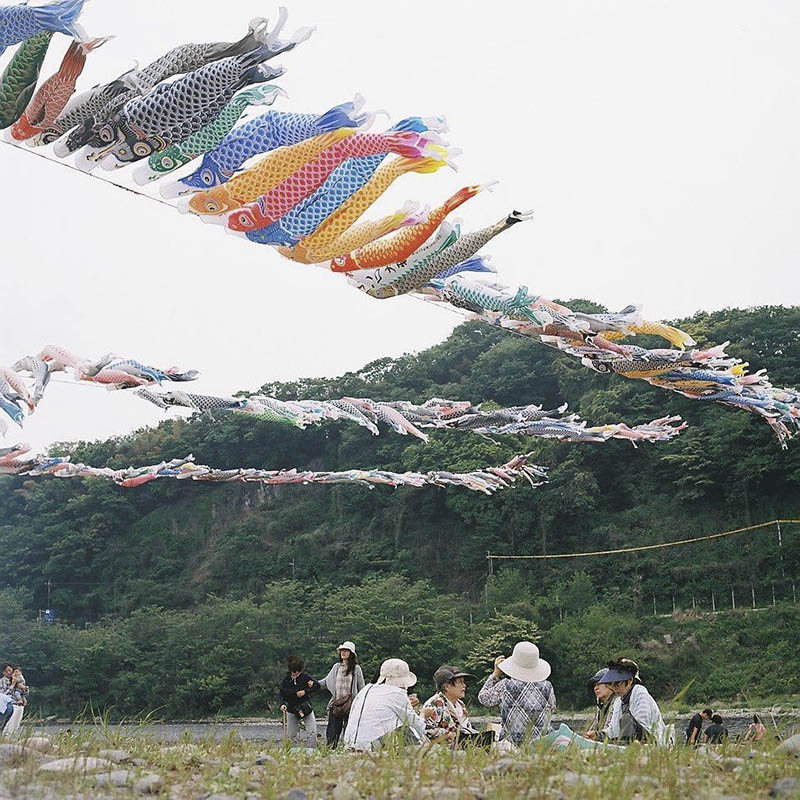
top-left (0, 726), bottom-right (798, 799)
top-left (26, 709), bottom-right (800, 743)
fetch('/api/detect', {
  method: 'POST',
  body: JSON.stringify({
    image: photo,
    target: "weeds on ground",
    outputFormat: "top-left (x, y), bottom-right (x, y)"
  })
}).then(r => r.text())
top-left (0, 725), bottom-right (797, 799)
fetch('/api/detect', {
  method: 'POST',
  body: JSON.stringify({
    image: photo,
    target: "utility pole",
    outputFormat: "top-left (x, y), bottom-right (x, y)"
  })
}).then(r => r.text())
top-left (776, 521), bottom-right (786, 579)
top-left (46, 578), bottom-right (51, 608)
top-left (289, 559), bottom-right (295, 579)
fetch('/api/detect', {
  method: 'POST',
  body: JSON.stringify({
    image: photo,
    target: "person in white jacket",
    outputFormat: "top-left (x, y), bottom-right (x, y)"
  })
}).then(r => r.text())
top-left (599, 659), bottom-right (672, 746)
top-left (343, 658), bottom-right (432, 751)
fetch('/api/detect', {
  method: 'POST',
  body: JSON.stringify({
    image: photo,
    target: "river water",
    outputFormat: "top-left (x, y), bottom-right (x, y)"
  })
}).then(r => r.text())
top-left (27, 711), bottom-right (799, 743)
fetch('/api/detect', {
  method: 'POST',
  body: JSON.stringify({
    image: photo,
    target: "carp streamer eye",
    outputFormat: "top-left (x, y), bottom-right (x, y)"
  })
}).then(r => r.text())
top-left (201, 170), bottom-right (215, 186)
top-left (238, 213), bottom-right (252, 229)
top-left (205, 202), bottom-right (219, 214)
top-left (160, 156), bottom-right (175, 170)
top-left (133, 141), bottom-right (152, 157)
top-left (98, 126), bottom-right (113, 143)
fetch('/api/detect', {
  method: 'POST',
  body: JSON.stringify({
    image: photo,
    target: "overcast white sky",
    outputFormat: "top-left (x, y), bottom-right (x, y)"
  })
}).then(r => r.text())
top-left (2, 0), bottom-right (799, 453)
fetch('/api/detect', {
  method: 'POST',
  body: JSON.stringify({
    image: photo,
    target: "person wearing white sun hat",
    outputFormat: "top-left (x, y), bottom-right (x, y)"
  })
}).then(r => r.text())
top-left (342, 658), bottom-right (434, 751)
top-left (478, 641), bottom-right (556, 747)
top-left (320, 640), bottom-right (365, 748)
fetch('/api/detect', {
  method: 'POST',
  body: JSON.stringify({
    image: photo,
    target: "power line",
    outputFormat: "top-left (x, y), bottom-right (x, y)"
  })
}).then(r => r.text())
top-left (487, 519), bottom-right (800, 560)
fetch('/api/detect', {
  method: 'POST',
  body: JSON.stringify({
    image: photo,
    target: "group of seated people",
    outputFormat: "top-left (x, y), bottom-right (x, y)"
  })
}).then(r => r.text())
top-left (280, 640), bottom-right (674, 752)
top-left (0, 663), bottom-right (28, 735)
top-left (685, 709), bottom-right (767, 745)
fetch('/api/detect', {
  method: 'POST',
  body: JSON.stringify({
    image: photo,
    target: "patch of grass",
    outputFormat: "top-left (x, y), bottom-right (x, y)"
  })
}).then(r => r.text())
top-left (1, 724), bottom-right (798, 799)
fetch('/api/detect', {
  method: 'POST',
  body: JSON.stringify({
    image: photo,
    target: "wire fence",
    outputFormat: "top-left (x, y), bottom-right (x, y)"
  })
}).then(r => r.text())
top-left (648, 578), bottom-right (797, 618)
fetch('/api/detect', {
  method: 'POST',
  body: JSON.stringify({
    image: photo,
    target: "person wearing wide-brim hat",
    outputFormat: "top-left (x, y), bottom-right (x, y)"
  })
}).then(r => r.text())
top-left (342, 658), bottom-right (431, 751)
top-left (319, 640), bottom-right (365, 748)
top-left (598, 658), bottom-right (672, 745)
top-left (585, 668), bottom-right (615, 738)
top-left (477, 641), bottom-right (556, 747)
top-left (421, 665), bottom-right (492, 749)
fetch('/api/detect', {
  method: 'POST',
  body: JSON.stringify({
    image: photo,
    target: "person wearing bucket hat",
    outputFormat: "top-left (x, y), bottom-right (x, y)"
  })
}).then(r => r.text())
top-left (598, 658), bottom-right (672, 745)
top-left (342, 658), bottom-right (432, 751)
top-left (585, 668), bottom-right (615, 738)
top-left (477, 641), bottom-right (556, 747)
top-left (421, 665), bottom-right (492, 749)
top-left (319, 641), bottom-right (365, 748)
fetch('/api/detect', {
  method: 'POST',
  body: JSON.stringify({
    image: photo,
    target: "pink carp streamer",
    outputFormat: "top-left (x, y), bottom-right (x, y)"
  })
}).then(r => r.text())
top-left (0, 344), bottom-right (198, 435)
top-left (0, 450), bottom-right (548, 495)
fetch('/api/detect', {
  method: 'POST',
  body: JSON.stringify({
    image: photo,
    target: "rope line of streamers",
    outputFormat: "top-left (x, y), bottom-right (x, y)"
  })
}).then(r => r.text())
top-left (487, 520), bottom-right (800, 560)
top-left (0, 5), bottom-right (798, 503)
top-left (0, 343), bottom-right (689, 493)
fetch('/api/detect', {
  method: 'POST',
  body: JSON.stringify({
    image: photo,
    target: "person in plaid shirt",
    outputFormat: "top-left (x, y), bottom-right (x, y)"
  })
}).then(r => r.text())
top-left (478, 641), bottom-right (556, 747)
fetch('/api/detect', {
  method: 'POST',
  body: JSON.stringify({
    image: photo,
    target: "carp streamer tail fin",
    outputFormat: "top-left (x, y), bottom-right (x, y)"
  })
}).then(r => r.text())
top-left (315, 95), bottom-right (368, 132)
top-left (32, 0), bottom-right (87, 40)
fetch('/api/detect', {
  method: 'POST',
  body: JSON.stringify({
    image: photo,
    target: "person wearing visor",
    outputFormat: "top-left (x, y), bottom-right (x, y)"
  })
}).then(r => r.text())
top-left (423, 665), bottom-right (494, 749)
top-left (599, 658), bottom-right (671, 745)
top-left (585, 668), bottom-right (614, 739)
top-left (478, 641), bottom-right (556, 748)
top-left (343, 658), bottom-right (432, 751)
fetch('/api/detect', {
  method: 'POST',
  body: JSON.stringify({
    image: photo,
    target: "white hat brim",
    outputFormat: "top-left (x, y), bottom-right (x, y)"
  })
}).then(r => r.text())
top-left (499, 656), bottom-right (551, 683)
top-left (337, 642), bottom-right (357, 654)
top-left (380, 671), bottom-right (417, 689)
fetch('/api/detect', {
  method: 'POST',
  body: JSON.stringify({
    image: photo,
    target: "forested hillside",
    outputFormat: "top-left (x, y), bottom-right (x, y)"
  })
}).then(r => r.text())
top-left (1, 304), bottom-right (799, 716)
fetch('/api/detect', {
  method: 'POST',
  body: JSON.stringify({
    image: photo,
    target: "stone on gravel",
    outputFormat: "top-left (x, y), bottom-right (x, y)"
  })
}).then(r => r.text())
top-left (0, 744), bottom-right (28, 764)
top-left (778, 734), bottom-right (800, 755)
top-left (285, 790), bottom-right (308, 800)
top-left (24, 738), bottom-right (53, 753)
top-left (134, 773), bottom-right (164, 794)
top-left (332, 783), bottom-right (361, 800)
top-left (623, 775), bottom-right (660, 788)
top-left (95, 770), bottom-right (131, 787)
top-left (39, 756), bottom-right (115, 773)
top-left (255, 753), bottom-right (275, 765)
top-left (720, 756), bottom-right (746, 771)
top-left (202, 795), bottom-right (238, 800)
top-left (97, 749), bottom-right (131, 763)
top-left (481, 758), bottom-right (536, 776)
top-left (769, 777), bottom-right (800, 797)
top-left (563, 772), bottom-right (600, 787)
top-left (418, 787), bottom-right (465, 800)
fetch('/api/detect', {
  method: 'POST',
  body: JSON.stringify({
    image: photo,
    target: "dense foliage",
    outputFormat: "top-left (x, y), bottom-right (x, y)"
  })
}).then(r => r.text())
top-left (1, 305), bottom-right (798, 716)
